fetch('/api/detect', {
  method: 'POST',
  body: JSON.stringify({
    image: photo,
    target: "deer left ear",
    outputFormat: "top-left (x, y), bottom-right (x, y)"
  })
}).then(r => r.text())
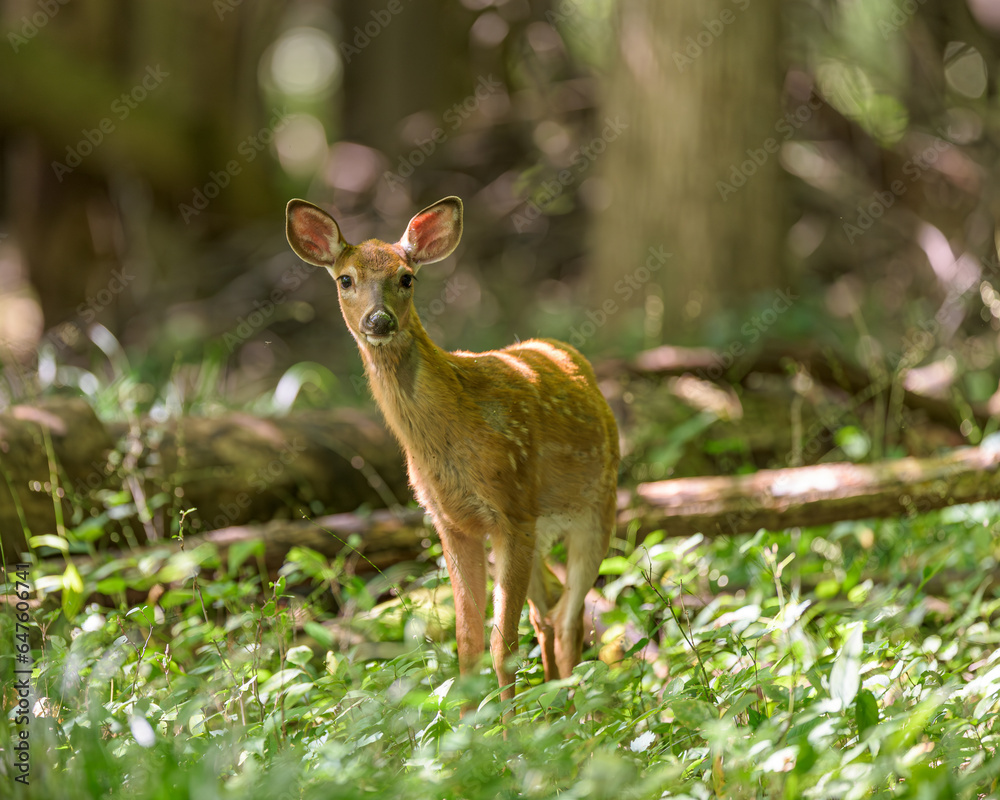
top-left (399, 196), bottom-right (463, 266)
top-left (286, 200), bottom-right (348, 267)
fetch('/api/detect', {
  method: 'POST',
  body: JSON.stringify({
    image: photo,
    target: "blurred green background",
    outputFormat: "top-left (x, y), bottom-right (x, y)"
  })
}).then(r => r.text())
top-left (0, 0), bottom-right (998, 415)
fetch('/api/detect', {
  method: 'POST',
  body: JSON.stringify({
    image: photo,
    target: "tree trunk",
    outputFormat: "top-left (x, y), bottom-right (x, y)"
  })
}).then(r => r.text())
top-left (588, 0), bottom-right (785, 345)
top-left (339, 0), bottom-right (473, 167)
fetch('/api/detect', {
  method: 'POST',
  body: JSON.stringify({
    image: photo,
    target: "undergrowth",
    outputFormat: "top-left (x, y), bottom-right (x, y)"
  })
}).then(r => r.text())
top-left (2, 505), bottom-right (999, 799)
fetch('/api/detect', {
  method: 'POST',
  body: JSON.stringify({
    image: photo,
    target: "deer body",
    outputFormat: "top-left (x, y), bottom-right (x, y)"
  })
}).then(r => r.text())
top-left (286, 196), bottom-right (619, 702)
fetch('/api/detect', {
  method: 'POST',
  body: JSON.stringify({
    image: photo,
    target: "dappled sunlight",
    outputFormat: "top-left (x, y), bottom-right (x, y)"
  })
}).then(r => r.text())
top-left (4, 1), bottom-right (1000, 795)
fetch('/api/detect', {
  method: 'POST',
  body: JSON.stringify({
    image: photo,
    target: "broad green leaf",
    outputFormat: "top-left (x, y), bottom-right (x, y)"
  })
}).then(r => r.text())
top-left (261, 668), bottom-right (304, 694)
top-left (228, 539), bottom-right (264, 576)
top-left (303, 621), bottom-right (336, 647)
top-left (670, 699), bottom-right (716, 730)
top-left (30, 534), bottom-right (69, 553)
top-left (830, 622), bottom-right (863, 709)
top-left (286, 645), bottom-right (313, 667)
top-left (96, 576), bottom-right (127, 595)
top-left (71, 517), bottom-right (107, 543)
top-left (61, 563), bottom-right (84, 620)
top-left (794, 738), bottom-right (818, 775)
top-left (855, 688), bottom-right (879, 737)
top-left (599, 556), bottom-right (632, 575)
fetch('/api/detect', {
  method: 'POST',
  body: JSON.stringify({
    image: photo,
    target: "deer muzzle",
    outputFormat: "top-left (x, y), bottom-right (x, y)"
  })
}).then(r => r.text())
top-left (360, 308), bottom-right (398, 345)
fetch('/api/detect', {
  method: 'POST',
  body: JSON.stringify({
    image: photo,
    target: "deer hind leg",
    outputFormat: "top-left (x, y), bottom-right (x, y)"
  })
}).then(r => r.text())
top-left (489, 520), bottom-right (537, 702)
top-left (527, 559), bottom-right (564, 681)
top-left (550, 504), bottom-right (615, 678)
top-left (437, 525), bottom-right (487, 680)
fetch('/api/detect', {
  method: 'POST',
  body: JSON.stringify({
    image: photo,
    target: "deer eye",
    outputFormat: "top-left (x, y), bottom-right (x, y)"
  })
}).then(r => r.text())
top-left (338, 275), bottom-right (353, 290)
top-left (400, 273), bottom-right (414, 289)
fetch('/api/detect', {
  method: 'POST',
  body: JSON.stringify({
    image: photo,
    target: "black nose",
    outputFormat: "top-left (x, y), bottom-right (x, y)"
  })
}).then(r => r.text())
top-left (363, 309), bottom-right (397, 336)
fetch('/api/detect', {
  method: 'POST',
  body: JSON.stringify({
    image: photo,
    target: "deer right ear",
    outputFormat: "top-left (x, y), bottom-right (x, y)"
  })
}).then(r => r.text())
top-left (399, 196), bottom-right (463, 266)
top-left (286, 200), bottom-right (348, 266)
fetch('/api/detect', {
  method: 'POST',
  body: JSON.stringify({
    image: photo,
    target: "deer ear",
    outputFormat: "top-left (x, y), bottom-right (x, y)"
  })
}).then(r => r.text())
top-left (399, 197), bottom-right (463, 266)
top-left (286, 200), bottom-right (348, 266)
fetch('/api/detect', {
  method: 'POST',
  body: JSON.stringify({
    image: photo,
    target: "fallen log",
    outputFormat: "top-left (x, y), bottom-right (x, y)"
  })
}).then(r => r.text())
top-left (200, 507), bottom-right (428, 573)
top-left (172, 442), bottom-right (1000, 575)
top-left (622, 442), bottom-right (1000, 537)
top-left (621, 342), bottom-right (987, 430)
top-left (0, 397), bottom-right (115, 559)
top-left (0, 396), bottom-right (410, 559)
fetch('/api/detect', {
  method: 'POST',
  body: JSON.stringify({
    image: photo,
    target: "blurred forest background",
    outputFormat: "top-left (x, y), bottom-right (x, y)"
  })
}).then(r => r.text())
top-left (2, 0), bottom-right (1000, 539)
top-left (7, 4), bottom-right (1000, 793)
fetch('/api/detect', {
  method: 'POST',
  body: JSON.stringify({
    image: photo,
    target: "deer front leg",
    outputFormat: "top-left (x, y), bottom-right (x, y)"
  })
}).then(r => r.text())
top-left (437, 526), bottom-right (487, 680)
top-left (490, 522), bottom-right (537, 702)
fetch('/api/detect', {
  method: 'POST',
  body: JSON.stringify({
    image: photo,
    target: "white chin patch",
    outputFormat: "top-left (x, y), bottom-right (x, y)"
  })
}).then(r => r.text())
top-left (365, 334), bottom-right (394, 346)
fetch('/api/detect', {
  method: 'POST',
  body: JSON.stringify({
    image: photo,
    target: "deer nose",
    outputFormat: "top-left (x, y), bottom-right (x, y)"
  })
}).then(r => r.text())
top-left (363, 308), bottom-right (397, 336)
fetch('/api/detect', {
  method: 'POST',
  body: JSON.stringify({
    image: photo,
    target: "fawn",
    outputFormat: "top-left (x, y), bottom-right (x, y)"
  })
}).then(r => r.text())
top-left (285, 196), bottom-right (620, 704)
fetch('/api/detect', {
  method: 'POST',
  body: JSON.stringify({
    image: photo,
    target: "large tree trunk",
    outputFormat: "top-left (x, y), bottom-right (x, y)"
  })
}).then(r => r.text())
top-left (338, 0), bottom-right (474, 192)
top-left (588, 0), bottom-right (786, 344)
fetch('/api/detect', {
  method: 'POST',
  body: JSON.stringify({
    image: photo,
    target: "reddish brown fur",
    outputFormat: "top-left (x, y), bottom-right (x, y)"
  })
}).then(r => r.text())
top-left (286, 197), bottom-right (619, 705)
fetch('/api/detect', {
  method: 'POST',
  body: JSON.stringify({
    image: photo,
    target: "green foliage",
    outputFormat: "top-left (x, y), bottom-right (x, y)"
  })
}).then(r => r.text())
top-left (3, 506), bottom-right (1000, 799)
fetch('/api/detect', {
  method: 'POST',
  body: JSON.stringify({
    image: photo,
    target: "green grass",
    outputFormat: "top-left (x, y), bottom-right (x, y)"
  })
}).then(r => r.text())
top-left (3, 505), bottom-right (1000, 799)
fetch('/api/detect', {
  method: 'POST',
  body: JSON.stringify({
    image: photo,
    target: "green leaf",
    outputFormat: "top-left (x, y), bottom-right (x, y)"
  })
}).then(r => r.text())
top-left (887, 690), bottom-right (948, 751)
top-left (228, 539), bottom-right (264, 577)
top-left (71, 517), bottom-right (107, 543)
top-left (793, 738), bottom-right (817, 775)
top-left (623, 637), bottom-right (650, 658)
top-left (29, 534), bottom-right (69, 553)
top-left (854, 688), bottom-right (878, 737)
top-left (599, 556), bottom-right (632, 575)
top-left (303, 621), bottom-right (336, 648)
top-left (830, 622), bottom-right (863, 710)
top-left (96, 576), bottom-right (127, 595)
top-left (670, 699), bottom-right (716, 730)
top-left (62, 563), bottom-right (84, 620)
top-left (286, 645), bottom-right (313, 667)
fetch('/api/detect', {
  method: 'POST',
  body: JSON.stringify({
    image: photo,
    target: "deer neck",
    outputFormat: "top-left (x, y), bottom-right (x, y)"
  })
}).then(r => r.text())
top-left (357, 310), bottom-right (459, 448)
